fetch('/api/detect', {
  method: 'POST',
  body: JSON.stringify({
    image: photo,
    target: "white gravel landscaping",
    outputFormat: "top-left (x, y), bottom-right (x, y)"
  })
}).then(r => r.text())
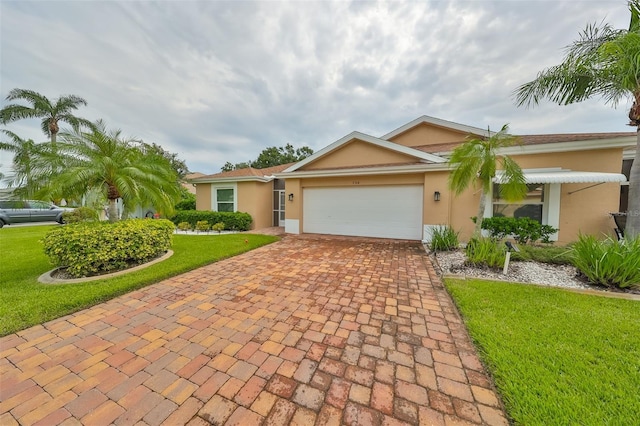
top-left (431, 248), bottom-right (593, 290)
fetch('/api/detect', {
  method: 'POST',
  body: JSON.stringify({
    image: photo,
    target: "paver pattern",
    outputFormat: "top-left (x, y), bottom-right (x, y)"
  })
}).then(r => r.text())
top-left (1, 235), bottom-right (509, 425)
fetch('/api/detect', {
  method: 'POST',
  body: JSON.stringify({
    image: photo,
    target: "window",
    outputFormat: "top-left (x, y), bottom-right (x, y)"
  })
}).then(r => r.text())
top-left (216, 188), bottom-right (234, 212)
top-left (492, 183), bottom-right (545, 223)
top-left (28, 200), bottom-right (52, 209)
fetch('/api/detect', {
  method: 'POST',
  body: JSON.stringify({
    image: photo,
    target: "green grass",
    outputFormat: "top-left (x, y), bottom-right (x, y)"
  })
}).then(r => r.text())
top-left (445, 278), bottom-right (640, 425)
top-left (0, 225), bottom-right (278, 336)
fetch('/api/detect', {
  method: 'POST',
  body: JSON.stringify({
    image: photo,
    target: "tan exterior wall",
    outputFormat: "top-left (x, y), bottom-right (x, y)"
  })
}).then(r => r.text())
top-left (302, 139), bottom-right (417, 170)
top-left (195, 183), bottom-right (212, 211)
top-left (285, 179), bottom-right (302, 220)
top-left (195, 181), bottom-right (274, 230)
top-left (237, 181), bottom-right (274, 230)
top-left (389, 123), bottom-right (467, 147)
top-left (423, 171), bottom-right (455, 227)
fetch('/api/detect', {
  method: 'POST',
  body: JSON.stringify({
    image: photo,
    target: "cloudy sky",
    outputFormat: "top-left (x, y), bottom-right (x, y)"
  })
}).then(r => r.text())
top-left (0, 0), bottom-right (633, 176)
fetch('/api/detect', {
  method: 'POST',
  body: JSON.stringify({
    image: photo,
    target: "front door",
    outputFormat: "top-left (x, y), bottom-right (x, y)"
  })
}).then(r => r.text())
top-left (273, 190), bottom-right (285, 226)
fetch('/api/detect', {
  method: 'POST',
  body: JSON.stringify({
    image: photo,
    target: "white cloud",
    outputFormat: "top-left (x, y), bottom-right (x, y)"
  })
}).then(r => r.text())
top-left (0, 0), bottom-right (634, 176)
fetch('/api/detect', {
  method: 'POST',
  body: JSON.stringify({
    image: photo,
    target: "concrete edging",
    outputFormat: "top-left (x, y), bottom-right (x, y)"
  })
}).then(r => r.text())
top-left (442, 273), bottom-right (640, 301)
top-left (38, 250), bottom-right (174, 285)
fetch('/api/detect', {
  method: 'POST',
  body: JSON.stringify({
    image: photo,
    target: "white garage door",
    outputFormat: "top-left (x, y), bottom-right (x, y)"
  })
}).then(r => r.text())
top-left (303, 185), bottom-right (423, 240)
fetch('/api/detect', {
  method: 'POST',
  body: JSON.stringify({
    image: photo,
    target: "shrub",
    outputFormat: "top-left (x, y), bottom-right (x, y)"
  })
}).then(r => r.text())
top-left (177, 221), bottom-right (191, 232)
top-left (171, 210), bottom-right (252, 231)
top-left (195, 220), bottom-right (210, 232)
top-left (465, 238), bottom-right (506, 269)
top-left (212, 222), bottom-right (225, 233)
top-left (570, 234), bottom-right (640, 289)
top-left (430, 225), bottom-right (459, 251)
top-left (62, 207), bottom-right (99, 224)
top-left (481, 217), bottom-right (557, 244)
top-left (42, 219), bottom-right (174, 278)
top-left (175, 199), bottom-right (196, 211)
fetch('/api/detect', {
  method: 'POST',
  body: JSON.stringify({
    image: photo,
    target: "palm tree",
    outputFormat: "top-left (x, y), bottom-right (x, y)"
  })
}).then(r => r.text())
top-left (39, 120), bottom-right (182, 222)
top-left (0, 89), bottom-right (93, 145)
top-left (514, 0), bottom-right (640, 237)
top-left (448, 124), bottom-right (527, 238)
top-left (0, 130), bottom-right (43, 195)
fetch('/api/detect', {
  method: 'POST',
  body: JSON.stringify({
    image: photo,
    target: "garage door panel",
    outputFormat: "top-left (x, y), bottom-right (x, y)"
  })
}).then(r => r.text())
top-left (303, 186), bottom-right (423, 240)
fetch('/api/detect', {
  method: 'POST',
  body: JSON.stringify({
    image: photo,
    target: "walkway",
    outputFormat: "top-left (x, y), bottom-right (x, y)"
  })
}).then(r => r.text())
top-left (0, 235), bottom-right (508, 425)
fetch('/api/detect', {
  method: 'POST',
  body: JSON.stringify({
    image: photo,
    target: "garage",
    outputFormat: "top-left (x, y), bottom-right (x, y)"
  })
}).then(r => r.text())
top-left (303, 185), bottom-right (423, 240)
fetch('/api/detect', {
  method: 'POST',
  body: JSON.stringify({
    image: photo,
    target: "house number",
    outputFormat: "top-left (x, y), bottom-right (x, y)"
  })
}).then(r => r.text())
top-left (352, 181), bottom-right (360, 185)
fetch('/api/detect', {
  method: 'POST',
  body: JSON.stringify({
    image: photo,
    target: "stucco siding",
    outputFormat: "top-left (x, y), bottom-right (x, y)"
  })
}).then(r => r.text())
top-left (237, 181), bottom-right (273, 230)
top-left (195, 183), bottom-right (212, 211)
top-left (388, 123), bottom-right (467, 147)
top-left (302, 139), bottom-right (418, 170)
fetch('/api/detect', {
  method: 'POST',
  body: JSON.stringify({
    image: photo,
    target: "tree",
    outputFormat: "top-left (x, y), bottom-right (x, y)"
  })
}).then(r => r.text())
top-left (252, 143), bottom-right (313, 169)
top-left (0, 89), bottom-right (93, 144)
top-left (221, 143), bottom-right (313, 171)
top-left (35, 120), bottom-right (181, 222)
top-left (141, 142), bottom-right (189, 179)
top-left (0, 130), bottom-right (40, 191)
top-left (514, 0), bottom-right (640, 237)
top-left (448, 124), bottom-right (527, 238)
top-left (221, 161), bottom-right (251, 172)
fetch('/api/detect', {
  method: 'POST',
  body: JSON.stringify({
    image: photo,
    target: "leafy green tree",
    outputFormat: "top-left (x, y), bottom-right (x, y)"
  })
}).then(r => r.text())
top-left (35, 120), bottom-right (181, 222)
top-left (221, 161), bottom-right (251, 172)
top-left (252, 143), bottom-right (313, 169)
top-left (141, 142), bottom-right (189, 179)
top-left (448, 124), bottom-right (527, 238)
top-left (514, 0), bottom-right (640, 237)
top-left (0, 89), bottom-right (93, 145)
top-left (221, 144), bottom-right (313, 171)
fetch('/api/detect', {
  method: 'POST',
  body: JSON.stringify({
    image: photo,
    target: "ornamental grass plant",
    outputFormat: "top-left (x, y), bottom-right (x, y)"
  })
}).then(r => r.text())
top-left (571, 234), bottom-right (640, 289)
top-left (430, 225), bottom-right (459, 251)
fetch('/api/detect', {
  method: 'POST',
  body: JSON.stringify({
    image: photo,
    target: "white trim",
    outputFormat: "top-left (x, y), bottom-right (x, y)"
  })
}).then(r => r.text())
top-left (283, 131), bottom-right (447, 173)
top-left (497, 137), bottom-right (635, 156)
top-left (191, 175), bottom-right (274, 184)
top-left (431, 136), bottom-right (636, 159)
top-left (423, 225), bottom-right (439, 243)
top-left (277, 162), bottom-right (450, 179)
top-left (285, 219), bottom-right (300, 234)
top-left (381, 115), bottom-right (493, 140)
top-left (211, 183), bottom-right (238, 212)
top-left (623, 149), bottom-right (637, 160)
top-left (547, 184), bottom-right (561, 241)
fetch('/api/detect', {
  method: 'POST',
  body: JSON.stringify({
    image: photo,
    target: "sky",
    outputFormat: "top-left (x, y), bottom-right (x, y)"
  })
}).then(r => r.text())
top-left (0, 0), bottom-right (634, 176)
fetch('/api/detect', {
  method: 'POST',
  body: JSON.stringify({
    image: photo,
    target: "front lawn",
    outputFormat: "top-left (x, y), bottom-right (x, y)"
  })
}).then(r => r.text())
top-left (445, 278), bottom-right (640, 425)
top-left (0, 225), bottom-right (278, 336)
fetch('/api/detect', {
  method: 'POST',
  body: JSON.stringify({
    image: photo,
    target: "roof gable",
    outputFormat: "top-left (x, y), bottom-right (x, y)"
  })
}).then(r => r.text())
top-left (381, 115), bottom-right (491, 146)
top-left (283, 131), bottom-right (446, 173)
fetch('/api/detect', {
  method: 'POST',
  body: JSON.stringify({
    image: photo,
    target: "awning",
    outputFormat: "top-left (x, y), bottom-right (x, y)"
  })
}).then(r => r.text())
top-left (494, 169), bottom-right (627, 184)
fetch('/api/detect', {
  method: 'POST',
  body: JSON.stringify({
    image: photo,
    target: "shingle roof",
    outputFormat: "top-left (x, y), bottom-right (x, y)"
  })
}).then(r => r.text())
top-left (192, 162), bottom-right (296, 181)
top-left (413, 132), bottom-right (636, 154)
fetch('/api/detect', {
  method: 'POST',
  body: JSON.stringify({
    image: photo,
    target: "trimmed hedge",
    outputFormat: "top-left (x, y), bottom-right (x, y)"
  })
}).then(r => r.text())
top-left (481, 216), bottom-right (557, 244)
top-left (171, 210), bottom-right (252, 231)
top-left (42, 219), bottom-right (174, 278)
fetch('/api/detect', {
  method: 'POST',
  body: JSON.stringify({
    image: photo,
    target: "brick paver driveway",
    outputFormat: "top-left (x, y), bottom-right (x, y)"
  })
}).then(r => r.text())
top-left (1, 235), bottom-right (508, 425)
